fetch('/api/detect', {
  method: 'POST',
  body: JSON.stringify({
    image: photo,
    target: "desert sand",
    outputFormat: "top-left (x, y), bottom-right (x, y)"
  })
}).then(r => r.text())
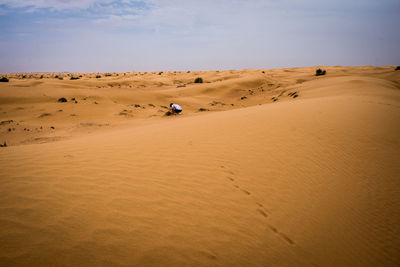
top-left (1, 66), bottom-right (399, 266)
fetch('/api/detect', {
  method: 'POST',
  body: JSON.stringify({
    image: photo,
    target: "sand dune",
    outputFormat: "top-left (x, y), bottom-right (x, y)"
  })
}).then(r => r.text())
top-left (1, 66), bottom-right (400, 266)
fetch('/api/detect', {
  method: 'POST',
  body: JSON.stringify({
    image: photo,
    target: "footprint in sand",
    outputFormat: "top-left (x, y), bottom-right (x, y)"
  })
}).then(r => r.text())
top-left (241, 189), bottom-right (251, 195)
top-left (257, 208), bottom-right (268, 217)
top-left (220, 165), bottom-right (296, 246)
top-left (267, 224), bottom-right (295, 245)
top-left (221, 166), bottom-right (252, 196)
top-left (268, 224), bottom-right (278, 233)
top-left (279, 232), bottom-right (294, 245)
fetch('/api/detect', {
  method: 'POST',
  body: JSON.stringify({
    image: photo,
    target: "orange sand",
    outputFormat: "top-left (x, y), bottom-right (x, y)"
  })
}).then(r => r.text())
top-left (1, 66), bottom-right (400, 266)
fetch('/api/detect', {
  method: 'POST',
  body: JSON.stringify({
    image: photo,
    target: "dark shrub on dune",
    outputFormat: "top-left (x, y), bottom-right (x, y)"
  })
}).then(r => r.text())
top-left (194, 77), bottom-right (203, 83)
top-left (316, 68), bottom-right (326, 76)
top-left (96, 75), bottom-right (101, 78)
top-left (0, 77), bottom-right (9, 82)
top-left (58, 97), bottom-right (67, 102)
top-left (395, 66), bottom-right (400, 71)
top-left (70, 77), bottom-right (80, 80)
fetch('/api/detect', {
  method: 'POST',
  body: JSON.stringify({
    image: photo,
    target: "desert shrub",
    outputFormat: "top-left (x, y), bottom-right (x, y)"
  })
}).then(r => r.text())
top-left (316, 68), bottom-right (326, 76)
top-left (105, 73), bottom-right (112, 77)
top-left (194, 77), bottom-right (203, 83)
top-left (38, 113), bottom-right (51, 118)
top-left (58, 97), bottom-right (67, 102)
top-left (96, 75), bottom-right (101, 78)
top-left (55, 75), bottom-right (59, 78)
top-left (158, 72), bottom-right (163, 75)
top-left (40, 75), bottom-right (44, 79)
top-left (58, 77), bottom-right (63, 80)
top-left (0, 77), bottom-right (9, 82)
top-left (395, 66), bottom-right (400, 71)
top-left (70, 77), bottom-right (80, 80)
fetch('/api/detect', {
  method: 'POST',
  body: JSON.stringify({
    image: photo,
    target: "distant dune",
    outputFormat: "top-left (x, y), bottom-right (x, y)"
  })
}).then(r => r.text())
top-left (1, 66), bottom-right (399, 266)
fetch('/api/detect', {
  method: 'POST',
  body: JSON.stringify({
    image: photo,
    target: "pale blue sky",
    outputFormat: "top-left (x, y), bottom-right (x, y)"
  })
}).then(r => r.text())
top-left (0, 0), bottom-right (399, 72)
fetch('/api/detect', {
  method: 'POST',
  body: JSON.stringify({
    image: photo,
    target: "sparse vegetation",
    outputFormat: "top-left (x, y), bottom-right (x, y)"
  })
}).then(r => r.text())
top-left (105, 73), bottom-right (112, 77)
top-left (58, 97), bottom-right (67, 102)
top-left (198, 108), bottom-right (209, 112)
top-left (0, 77), bottom-right (9, 82)
top-left (96, 75), bottom-right (101, 78)
top-left (158, 72), bottom-right (163, 75)
top-left (70, 77), bottom-right (80, 80)
top-left (39, 113), bottom-right (52, 118)
top-left (395, 66), bottom-right (400, 71)
top-left (316, 68), bottom-right (326, 76)
top-left (58, 77), bottom-right (63, 80)
top-left (209, 101), bottom-right (224, 106)
top-left (194, 77), bottom-right (203, 83)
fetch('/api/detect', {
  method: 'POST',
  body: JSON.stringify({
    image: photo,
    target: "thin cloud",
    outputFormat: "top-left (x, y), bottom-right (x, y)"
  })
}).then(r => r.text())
top-left (0, 0), bottom-right (110, 10)
top-left (95, 14), bottom-right (140, 24)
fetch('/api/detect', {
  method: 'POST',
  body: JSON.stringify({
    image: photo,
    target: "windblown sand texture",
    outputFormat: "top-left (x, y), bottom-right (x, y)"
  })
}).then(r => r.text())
top-left (1, 66), bottom-right (400, 266)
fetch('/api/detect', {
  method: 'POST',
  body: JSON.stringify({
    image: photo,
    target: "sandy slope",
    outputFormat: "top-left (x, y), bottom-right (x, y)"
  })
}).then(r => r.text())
top-left (1, 66), bottom-right (400, 266)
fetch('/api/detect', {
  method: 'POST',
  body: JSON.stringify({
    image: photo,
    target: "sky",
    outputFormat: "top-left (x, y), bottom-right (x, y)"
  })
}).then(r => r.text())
top-left (0, 0), bottom-right (399, 73)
